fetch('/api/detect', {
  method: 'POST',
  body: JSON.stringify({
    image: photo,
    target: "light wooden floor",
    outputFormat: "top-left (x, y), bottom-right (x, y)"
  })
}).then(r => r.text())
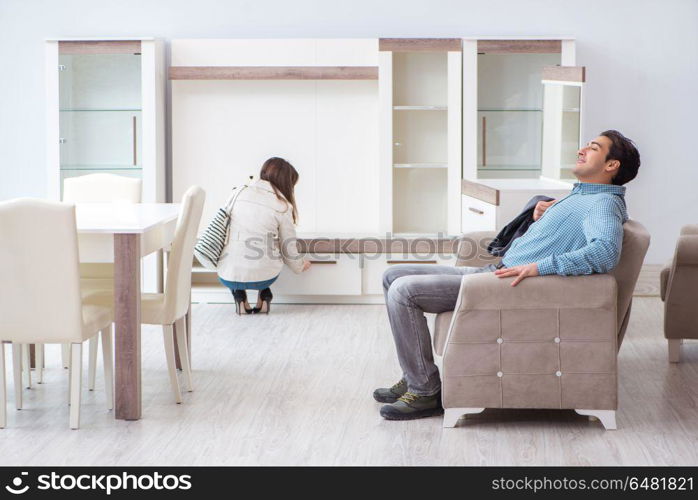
top-left (1, 297), bottom-right (696, 466)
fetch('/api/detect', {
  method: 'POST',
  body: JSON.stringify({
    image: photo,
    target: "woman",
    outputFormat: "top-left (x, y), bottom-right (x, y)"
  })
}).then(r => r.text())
top-left (217, 157), bottom-right (310, 314)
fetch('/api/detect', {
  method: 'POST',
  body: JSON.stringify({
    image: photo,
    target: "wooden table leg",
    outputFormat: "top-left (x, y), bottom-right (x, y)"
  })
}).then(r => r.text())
top-left (114, 233), bottom-right (142, 420)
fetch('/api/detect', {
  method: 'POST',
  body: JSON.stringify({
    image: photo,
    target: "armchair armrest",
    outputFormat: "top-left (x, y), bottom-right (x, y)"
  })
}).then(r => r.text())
top-left (445, 272), bottom-right (618, 346)
top-left (455, 231), bottom-right (500, 267)
top-left (675, 234), bottom-right (698, 266)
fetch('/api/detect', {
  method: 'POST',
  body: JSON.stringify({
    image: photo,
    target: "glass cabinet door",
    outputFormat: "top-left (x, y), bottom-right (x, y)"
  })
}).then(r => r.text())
top-left (58, 52), bottom-right (142, 188)
top-left (541, 66), bottom-right (585, 180)
top-left (476, 53), bottom-right (560, 178)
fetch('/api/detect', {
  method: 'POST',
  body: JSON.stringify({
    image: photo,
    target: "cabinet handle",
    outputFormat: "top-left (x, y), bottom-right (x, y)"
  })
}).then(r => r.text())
top-left (468, 207), bottom-right (484, 215)
top-left (481, 115), bottom-right (487, 167)
top-left (387, 260), bottom-right (437, 265)
top-left (309, 260), bottom-right (337, 264)
top-left (132, 116), bottom-right (137, 166)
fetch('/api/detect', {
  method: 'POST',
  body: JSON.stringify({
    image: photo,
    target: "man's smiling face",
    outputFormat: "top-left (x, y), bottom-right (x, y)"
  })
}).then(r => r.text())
top-left (573, 135), bottom-right (619, 182)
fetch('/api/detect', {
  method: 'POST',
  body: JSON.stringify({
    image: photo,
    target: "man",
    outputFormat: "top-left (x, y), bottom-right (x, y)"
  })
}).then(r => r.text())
top-left (375, 130), bottom-right (641, 420)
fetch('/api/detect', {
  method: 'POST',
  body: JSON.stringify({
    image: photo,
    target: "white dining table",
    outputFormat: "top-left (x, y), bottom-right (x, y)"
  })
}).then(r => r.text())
top-left (75, 203), bottom-right (180, 420)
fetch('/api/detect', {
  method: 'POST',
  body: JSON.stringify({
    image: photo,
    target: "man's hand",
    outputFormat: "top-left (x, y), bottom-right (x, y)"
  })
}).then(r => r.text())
top-left (494, 263), bottom-right (539, 286)
top-left (302, 259), bottom-right (312, 272)
top-left (533, 199), bottom-right (557, 221)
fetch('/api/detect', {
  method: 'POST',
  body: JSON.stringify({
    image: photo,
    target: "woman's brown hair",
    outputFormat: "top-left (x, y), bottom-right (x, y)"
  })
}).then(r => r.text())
top-left (259, 157), bottom-right (299, 223)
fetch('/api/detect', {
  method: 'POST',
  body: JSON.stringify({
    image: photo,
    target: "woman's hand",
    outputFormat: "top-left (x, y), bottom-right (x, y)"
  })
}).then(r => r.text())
top-left (302, 260), bottom-right (312, 272)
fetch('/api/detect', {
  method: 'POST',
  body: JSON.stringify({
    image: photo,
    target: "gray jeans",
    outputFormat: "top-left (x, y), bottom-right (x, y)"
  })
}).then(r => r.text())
top-left (382, 263), bottom-right (497, 396)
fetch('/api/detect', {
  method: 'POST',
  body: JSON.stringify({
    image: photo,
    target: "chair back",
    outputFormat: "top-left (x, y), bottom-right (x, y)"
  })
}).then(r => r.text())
top-left (63, 173), bottom-right (142, 203)
top-left (163, 186), bottom-right (206, 323)
top-left (0, 199), bottom-right (84, 343)
top-left (611, 219), bottom-right (651, 346)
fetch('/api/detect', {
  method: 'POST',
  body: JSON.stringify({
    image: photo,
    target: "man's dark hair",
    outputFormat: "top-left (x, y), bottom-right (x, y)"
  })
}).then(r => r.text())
top-left (600, 130), bottom-right (640, 186)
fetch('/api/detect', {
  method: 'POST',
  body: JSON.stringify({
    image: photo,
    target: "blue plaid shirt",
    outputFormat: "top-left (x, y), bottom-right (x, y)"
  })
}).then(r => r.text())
top-left (501, 182), bottom-right (628, 276)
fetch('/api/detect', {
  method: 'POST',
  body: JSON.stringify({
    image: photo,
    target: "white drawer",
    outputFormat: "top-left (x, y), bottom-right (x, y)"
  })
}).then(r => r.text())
top-left (461, 194), bottom-right (496, 233)
top-left (362, 253), bottom-right (457, 295)
top-left (273, 254), bottom-right (362, 295)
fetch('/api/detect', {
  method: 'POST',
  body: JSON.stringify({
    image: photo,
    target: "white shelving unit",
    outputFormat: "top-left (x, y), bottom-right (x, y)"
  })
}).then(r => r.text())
top-left (379, 39), bottom-right (462, 236)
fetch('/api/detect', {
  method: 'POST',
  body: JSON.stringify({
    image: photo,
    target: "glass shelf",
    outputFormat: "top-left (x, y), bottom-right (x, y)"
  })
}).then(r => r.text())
top-left (60, 108), bottom-right (142, 112)
top-left (394, 163), bottom-right (447, 169)
top-left (478, 108), bottom-right (542, 112)
top-left (393, 105), bottom-right (447, 111)
top-left (478, 165), bottom-right (541, 171)
top-left (60, 165), bottom-right (142, 171)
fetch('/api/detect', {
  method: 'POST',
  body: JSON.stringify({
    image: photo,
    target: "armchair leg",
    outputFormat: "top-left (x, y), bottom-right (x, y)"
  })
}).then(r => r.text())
top-left (668, 339), bottom-right (682, 363)
top-left (575, 409), bottom-right (616, 430)
top-left (443, 408), bottom-right (485, 428)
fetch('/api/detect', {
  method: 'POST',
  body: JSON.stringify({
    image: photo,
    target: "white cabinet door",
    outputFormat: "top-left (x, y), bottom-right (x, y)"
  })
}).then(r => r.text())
top-left (273, 254), bottom-right (362, 295)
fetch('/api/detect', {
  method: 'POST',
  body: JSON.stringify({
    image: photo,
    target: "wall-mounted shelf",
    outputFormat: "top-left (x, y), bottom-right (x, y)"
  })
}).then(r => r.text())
top-left (168, 66), bottom-right (379, 80)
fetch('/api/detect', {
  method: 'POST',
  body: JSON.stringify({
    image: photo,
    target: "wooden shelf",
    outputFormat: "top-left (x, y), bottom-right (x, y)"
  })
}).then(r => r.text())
top-left (477, 40), bottom-right (561, 54)
top-left (379, 38), bottom-right (462, 52)
top-left (168, 66), bottom-right (379, 80)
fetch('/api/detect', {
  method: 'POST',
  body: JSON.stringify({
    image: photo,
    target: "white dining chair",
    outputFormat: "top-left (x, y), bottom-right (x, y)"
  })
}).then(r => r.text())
top-left (61, 173), bottom-right (142, 381)
top-left (0, 199), bottom-right (114, 429)
top-left (83, 186), bottom-right (205, 403)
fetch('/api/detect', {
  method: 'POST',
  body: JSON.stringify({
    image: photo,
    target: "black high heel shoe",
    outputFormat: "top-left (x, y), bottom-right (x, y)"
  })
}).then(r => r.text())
top-left (254, 288), bottom-right (273, 314)
top-left (232, 290), bottom-right (254, 315)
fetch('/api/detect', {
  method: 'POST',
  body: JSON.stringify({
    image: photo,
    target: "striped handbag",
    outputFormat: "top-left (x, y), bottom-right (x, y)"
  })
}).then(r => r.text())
top-left (194, 185), bottom-right (247, 270)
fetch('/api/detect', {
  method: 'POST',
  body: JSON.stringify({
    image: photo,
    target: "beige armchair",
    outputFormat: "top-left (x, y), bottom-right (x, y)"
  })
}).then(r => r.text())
top-left (660, 224), bottom-right (698, 363)
top-left (433, 220), bottom-right (650, 430)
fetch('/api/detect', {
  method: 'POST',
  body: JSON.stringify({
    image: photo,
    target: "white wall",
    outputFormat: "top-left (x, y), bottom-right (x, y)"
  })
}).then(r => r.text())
top-left (1, 0), bottom-right (696, 264)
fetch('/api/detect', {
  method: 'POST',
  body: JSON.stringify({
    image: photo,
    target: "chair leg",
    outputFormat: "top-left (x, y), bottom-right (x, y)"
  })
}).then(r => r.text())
top-left (162, 325), bottom-right (182, 404)
top-left (61, 343), bottom-right (70, 369)
top-left (69, 343), bottom-right (82, 429)
top-left (101, 326), bottom-right (114, 411)
top-left (443, 408), bottom-right (485, 428)
top-left (88, 335), bottom-right (99, 391)
top-left (575, 409), bottom-right (617, 430)
top-left (668, 339), bottom-right (682, 363)
top-left (175, 317), bottom-right (193, 392)
top-left (0, 342), bottom-right (6, 428)
top-left (12, 344), bottom-right (22, 410)
top-left (22, 344), bottom-right (31, 389)
top-left (36, 345), bottom-right (44, 384)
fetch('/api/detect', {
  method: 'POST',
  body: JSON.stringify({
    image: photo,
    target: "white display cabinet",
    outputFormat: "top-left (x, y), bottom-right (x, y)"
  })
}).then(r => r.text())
top-left (460, 38), bottom-right (584, 234)
top-left (46, 38), bottom-right (166, 291)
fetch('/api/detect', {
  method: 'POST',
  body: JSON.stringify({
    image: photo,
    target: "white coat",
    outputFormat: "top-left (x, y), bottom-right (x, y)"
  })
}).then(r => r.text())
top-left (216, 179), bottom-right (304, 283)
